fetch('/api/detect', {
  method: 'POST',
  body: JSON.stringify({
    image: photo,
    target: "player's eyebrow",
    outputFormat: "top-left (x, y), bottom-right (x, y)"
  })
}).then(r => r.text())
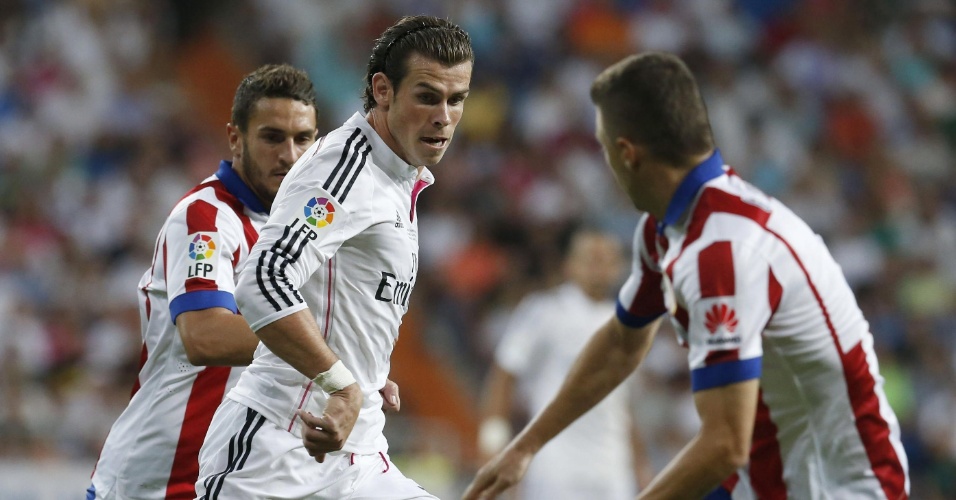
top-left (257, 125), bottom-right (313, 136)
top-left (415, 81), bottom-right (470, 98)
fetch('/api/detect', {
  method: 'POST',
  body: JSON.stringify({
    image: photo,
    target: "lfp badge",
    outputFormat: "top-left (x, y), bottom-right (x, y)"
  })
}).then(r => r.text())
top-left (304, 197), bottom-right (335, 228)
top-left (188, 234), bottom-right (216, 260)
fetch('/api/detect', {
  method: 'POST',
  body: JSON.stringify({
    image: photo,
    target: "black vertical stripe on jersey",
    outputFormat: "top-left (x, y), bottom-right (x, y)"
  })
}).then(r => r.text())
top-left (203, 407), bottom-right (255, 499)
top-left (236, 414), bottom-right (267, 469)
top-left (329, 135), bottom-right (368, 198)
top-left (275, 230), bottom-right (313, 305)
top-left (209, 408), bottom-right (266, 499)
top-left (257, 223), bottom-right (295, 311)
top-left (322, 128), bottom-right (362, 192)
top-left (256, 248), bottom-right (281, 311)
top-left (339, 144), bottom-right (371, 202)
top-left (265, 224), bottom-right (300, 308)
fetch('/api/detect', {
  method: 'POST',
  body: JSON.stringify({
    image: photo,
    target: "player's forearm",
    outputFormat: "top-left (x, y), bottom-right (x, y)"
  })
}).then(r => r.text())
top-left (637, 431), bottom-right (745, 499)
top-left (512, 318), bottom-right (658, 454)
top-left (254, 309), bottom-right (341, 379)
top-left (177, 308), bottom-right (260, 366)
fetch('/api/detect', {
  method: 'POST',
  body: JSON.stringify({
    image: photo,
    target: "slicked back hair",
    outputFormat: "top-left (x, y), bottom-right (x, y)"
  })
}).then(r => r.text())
top-left (363, 15), bottom-right (473, 113)
top-left (590, 52), bottom-right (714, 167)
top-left (231, 64), bottom-right (318, 132)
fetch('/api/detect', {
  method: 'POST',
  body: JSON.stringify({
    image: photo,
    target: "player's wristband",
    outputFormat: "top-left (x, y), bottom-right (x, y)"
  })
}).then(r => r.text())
top-left (478, 417), bottom-right (512, 456)
top-left (312, 360), bottom-right (356, 393)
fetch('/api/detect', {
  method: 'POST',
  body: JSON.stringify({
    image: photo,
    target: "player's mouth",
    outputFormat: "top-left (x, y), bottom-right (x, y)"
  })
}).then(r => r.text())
top-left (420, 136), bottom-right (448, 150)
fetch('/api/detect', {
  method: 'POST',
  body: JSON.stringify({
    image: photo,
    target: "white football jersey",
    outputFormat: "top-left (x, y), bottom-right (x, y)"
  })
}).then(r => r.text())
top-left (229, 112), bottom-right (430, 454)
top-left (91, 162), bottom-right (267, 499)
top-left (496, 283), bottom-right (638, 499)
top-left (617, 151), bottom-right (909, 499)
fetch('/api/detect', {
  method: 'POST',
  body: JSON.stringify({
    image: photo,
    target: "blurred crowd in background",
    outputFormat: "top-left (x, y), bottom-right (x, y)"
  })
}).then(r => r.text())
top-left (0, 0), bottom-right (954, 498)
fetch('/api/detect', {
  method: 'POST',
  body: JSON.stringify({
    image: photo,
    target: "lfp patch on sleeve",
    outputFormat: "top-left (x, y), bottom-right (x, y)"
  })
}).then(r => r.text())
top-left (187, 232), bottom-right (218, 278)
top-left (304, 197), bottom-right (336, 228)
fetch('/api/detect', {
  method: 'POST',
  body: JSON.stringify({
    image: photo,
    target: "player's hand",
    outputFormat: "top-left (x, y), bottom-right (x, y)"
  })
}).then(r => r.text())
top-left (461, 445), bottom-right (534, 500)
top-left (380, 379), bottom-right (401, 413)
top-left (297, 383), bottom-right (363, 463)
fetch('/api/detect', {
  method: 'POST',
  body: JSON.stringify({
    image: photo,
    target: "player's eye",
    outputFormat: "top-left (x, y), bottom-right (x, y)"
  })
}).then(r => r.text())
top-left (417, 93), bottom-right (439, 105)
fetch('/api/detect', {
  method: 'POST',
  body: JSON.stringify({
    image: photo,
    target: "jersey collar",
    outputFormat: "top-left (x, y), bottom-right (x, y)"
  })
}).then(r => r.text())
top-left (657, 149), bottom-right (724, 234)
top-left (216, 160), bottom-right (268, 215)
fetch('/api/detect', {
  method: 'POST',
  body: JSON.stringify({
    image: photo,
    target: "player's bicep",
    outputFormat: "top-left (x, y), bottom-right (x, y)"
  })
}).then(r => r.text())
top-left (693, 378), bottom-right (759, 459)
top-left (685, 240), bottom-right (769, 392)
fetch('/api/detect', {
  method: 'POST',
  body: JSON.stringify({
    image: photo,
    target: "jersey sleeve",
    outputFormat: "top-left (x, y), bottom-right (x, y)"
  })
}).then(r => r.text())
top-left (616, 214), bottom-right (667, 328)
top-left (166, 198), bottom-right (245, 324)
top-left (235, 131), bottom-right (375, 331)
top-left (679, 239), bottom-right (770, 392)
top-left (494, 294), bottom-right (547, 377)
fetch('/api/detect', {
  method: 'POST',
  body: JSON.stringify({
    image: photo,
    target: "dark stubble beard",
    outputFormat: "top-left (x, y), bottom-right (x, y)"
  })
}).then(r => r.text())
top-left (239, 138), bottom-right (272, 208)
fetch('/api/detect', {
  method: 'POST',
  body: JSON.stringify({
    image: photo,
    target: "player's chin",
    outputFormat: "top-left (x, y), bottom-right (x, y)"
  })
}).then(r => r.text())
top-left (416, 149), bottom-right (448, 167)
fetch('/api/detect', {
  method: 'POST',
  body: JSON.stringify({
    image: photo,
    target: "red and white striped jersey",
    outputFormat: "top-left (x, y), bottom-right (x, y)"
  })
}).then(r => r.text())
top-left (228, 112), bottom-right (431, 454)
top-left (617, 151), bottom-right (909, 499)
top-left (91, 161), bottom-right (267, 500)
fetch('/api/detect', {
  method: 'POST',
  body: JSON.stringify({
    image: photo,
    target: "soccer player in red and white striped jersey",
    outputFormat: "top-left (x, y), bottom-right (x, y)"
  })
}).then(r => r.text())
top-left (88, 64), bottom-right (319, 500)
top-left (465, 52), bottom-right (909, 500)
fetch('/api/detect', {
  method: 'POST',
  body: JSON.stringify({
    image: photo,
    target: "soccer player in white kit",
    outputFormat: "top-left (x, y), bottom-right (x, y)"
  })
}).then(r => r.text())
top-left (478, 230), bottom-right (653, 499)
top-left (88, 65), bottom-right (319, 499)
top-left (195, 16), bottom-right (473, 500)
top-left (464, 52), bottom-right (909, 500)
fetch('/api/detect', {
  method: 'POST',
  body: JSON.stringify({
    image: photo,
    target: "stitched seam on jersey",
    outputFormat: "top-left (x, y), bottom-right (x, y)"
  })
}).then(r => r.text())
top-left (323, 258), bottom-right (334, 340)
top-left (288, 382), bottom-right (314, 432)
top-left (330, 136), bottom-right (369, 198)
top-left (339, 144), bottom-right (371, 202)
top-left (323, 129), bottom-right (362, 191)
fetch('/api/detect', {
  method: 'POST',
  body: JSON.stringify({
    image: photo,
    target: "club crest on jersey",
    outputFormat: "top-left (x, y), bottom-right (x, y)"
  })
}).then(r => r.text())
top-left (304, 197), bottom-right (335, 228)
top-left (188, 233), bottom-right (216, 260)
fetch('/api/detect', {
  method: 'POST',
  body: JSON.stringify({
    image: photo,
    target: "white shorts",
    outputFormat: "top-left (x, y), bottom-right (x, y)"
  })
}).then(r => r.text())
top-left (196, 399), bottom-right (436, 500)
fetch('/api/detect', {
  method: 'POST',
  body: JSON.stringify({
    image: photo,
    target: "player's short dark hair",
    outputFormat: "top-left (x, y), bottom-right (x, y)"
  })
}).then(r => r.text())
top-left (231, 64), bottom-right (318, 132)
top-left (363, 15), bottom-right (474, 113)
top-left (590, 52), bottom-right (714, 166)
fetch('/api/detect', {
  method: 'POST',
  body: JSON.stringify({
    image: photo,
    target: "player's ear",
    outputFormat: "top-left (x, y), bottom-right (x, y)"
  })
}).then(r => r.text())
top-left (371, 72), bottom-right (393, 111)
top-left (227, 123), bottom-right (243, 157)
top-left (616, 137), bottom-right (643, 172)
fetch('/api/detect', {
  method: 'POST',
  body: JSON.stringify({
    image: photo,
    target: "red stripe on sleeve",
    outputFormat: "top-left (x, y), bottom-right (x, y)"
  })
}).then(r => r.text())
top-left (843, 342), bottom-right (908, 500)
top-left (768, 268), bottom-right (782, 314)
top-left (704, 348), bottom-right (739, 366)
top-left (165, 367), bottom-right (231, 499)
top-left (750, 390), bottom-right (787, 499)
top-left (186, 199), bottom-right (218, 234)
top-left (698, 241), bottom-right (735, 298)
top-left (129, 343), bottom-right (149, 399)
top-left (627, 216), bottom-right (666, 318)
top-left (721, 473), bottom-right (740, 494)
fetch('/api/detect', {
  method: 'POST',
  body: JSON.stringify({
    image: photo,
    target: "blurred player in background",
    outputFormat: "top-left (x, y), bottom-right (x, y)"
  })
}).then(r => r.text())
top-left (195, 15), bottom-right (472, 499)
top-left (477, 228), bottom-right (654, 499)
top-left (465, 52), bottom-right (909, 500)
top-left (87, 64), bottom-right (322, 499)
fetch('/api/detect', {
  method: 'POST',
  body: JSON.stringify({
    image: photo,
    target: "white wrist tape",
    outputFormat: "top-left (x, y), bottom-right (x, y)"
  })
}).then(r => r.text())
top-left (478, 417), bottom-right (512, 456)
top-left (312, 360), bottom-right (356, 393)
